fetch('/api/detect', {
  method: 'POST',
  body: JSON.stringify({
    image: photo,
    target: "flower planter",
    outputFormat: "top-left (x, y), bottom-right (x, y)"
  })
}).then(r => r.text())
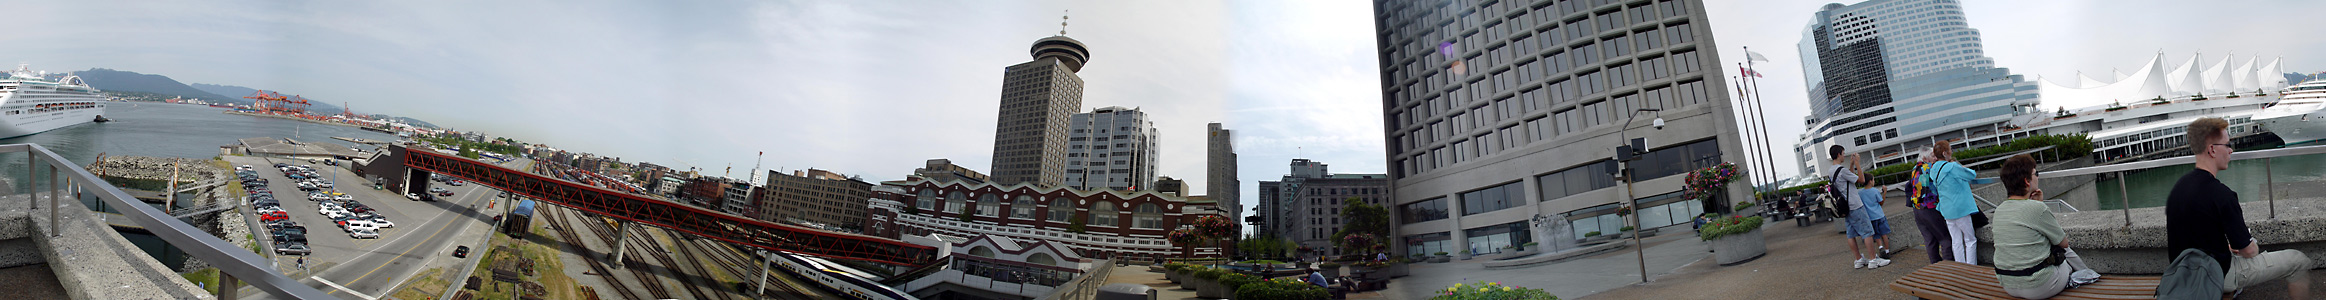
top-left (1355, 263), bottom-right (1410, 280)
top-left (1194, 278), bottom-right (1234, 298)
top-left (1711, 227), bottom-right (1768, 265)
top-left (1427, 256), bottom-right (1450, 263)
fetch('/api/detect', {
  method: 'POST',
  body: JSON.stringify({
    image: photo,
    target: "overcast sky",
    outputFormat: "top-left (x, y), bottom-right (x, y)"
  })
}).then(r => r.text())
top-left (9, 0), bottom-right (2324, 215)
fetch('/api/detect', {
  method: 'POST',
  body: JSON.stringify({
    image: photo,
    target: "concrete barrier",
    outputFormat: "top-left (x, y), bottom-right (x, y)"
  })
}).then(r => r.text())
top-left (2055, 198), bottom-right (2326, 274)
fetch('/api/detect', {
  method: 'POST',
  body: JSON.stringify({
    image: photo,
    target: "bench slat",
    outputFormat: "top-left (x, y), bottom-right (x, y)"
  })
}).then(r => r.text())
top-left (1891, 261), bottom-right (2165, 300)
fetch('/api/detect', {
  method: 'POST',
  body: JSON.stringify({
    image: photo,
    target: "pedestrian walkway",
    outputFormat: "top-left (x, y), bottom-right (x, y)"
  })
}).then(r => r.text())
top-left (1389, 228), bottom-right (1711, 300)
top-left (1101, 264), bottom-right (1390, 299)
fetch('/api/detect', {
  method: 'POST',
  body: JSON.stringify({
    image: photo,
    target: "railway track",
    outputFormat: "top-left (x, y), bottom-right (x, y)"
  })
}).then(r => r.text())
top-left (689, 237), bottom-right (822, 300)
top-left (666, 231), bottom-right (738, 300)
top-left (543, 207), bottom-right (641, 300)
top-left (573, 210), bottom-right (674, 299)
top-left (626, 229), bottom-right (719, 300)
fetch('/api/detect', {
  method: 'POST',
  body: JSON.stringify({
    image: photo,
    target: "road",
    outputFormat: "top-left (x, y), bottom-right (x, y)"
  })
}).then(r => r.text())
top-left (228, 155), bottom-right (513, 299)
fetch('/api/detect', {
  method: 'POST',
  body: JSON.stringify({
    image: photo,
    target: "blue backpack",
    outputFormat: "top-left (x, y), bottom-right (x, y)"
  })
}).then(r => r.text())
top-left (2157, 248), bottom-right (2223, 299)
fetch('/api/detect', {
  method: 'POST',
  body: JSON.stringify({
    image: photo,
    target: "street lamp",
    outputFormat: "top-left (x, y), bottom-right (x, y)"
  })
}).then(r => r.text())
top-left (1616, 108), bottom-right (1662, 284)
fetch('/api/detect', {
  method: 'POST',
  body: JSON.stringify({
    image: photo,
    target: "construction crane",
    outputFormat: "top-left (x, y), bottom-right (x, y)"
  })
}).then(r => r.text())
top-left (242, 91), bottom-right (311, 115)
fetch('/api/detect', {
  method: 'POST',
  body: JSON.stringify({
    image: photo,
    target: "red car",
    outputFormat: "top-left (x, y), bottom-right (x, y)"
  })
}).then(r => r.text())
top-left (259, 214), bottom-right (288, 222)
top-left (436, 190), bottom-right (454, 197)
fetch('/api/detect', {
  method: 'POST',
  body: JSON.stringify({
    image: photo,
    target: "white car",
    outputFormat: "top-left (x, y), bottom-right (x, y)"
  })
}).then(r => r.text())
top-left (324, 211), bottom-right (349, 220)
top-left (349, 229), bottom-right (379, 239)
top-left (334, 194), bottom-right (354, 201)
top-left (368, 217), bottom-right (395, 228)
top-left (345, 221), bottom-right (380, 232)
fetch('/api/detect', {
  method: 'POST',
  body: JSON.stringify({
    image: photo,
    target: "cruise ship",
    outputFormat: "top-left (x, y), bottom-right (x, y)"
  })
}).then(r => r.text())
top-left (2254, 80), bottom-right (2326, 145)
top-left (0, 64), bottom-right (108, 139)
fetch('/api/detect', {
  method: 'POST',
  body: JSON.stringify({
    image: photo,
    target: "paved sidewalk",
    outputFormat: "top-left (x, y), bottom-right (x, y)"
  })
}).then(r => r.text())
top-left (1389, 228), bottom-right (1711, 300)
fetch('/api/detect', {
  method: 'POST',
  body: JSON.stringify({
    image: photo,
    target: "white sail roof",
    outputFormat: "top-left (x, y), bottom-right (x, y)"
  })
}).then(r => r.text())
top-left (2037, 52), bottom-right (2287, 113)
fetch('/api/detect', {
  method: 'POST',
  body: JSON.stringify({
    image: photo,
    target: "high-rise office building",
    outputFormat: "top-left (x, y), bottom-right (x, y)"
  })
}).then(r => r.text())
top-left (1373, 0), bottom-right (1748, 258)
top-left (1063, 106), bottom-right (1158, 191)
top-left (759, 169), bottom-right (873, 232)
top-left (989, 36), bottom-right (1091, 188)
top-left (1794, 0), bottom-right (2038, 170)
top-left (1206, 123), bottom-right (1240, 230)
top-left (1254, 158), bottom-right (1331, 239)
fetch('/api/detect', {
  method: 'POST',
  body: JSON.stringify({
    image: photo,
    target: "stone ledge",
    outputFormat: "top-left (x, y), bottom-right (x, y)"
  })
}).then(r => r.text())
top-left (7, 194), bottom-right (207, 299)
top-left (2055, 198), bottom-right (2326, 273)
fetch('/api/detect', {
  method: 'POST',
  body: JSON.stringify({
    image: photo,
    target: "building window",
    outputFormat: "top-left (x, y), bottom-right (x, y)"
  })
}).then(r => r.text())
top-left (1133, 203), bottom-right (1163, 229)
top-left (1460, 181), bottom-right (1526, 215)
top-left (1405, 232), bottom-right (1452, 257)
top-left (1632, 138), bottom-right (1723, 180)
top-left (1091, 201), bottom-right (1119, 227)
top-left (1400, 197), bottom-right (1449, 224)
top-left (946, 191), bottom-right (966, 213)
top-left (1012, 196), bottom-right (1037, 219)
top-left (917, 189), bottom-right (937, 211)
top-left (978, 194), bottom-right (1000, 217)
top-left (1537, 160), bottom-right (1618, 202)
top-left (1049, 198), bottom-right (1073, 222)
top-left (1464, 221), bottom-right (1532, 254)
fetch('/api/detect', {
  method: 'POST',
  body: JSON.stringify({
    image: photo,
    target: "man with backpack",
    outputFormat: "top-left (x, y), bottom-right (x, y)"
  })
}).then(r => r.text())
top-left (1830, 145), bottom-right (1889, 269)
top-left (2164, 118), bottom-right (2312, 298)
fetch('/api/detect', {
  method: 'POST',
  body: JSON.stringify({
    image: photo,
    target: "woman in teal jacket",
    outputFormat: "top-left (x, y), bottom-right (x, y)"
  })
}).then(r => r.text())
top-left (1921, 143), bottom-right (1995, 264)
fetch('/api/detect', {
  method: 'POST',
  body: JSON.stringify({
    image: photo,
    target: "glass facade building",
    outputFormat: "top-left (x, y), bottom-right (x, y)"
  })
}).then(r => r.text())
top-left (1794, 0), bottom-right (2040, 170)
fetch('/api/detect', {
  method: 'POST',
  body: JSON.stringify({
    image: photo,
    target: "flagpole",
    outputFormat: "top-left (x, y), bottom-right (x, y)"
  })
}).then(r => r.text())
top-left (1743, 47), bottom-right (1782, 198)
top-left (1730, 73), bottom-right (1767, 212)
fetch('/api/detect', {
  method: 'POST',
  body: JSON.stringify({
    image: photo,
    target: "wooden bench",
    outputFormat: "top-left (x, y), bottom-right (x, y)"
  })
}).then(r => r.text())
top-left (1890, 261), bottom-right (2166, 300)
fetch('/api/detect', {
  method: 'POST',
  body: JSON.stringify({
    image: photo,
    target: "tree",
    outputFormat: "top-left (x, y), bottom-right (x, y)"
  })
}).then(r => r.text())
top-left (1333, 197), bottom-right (1391, 256)
top-left (1238, 234), bottom-right (1294, 259)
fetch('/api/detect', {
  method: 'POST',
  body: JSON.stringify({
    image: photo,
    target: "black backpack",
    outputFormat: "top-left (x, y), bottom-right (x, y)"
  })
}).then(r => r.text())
top-left (2157, 248), bottom-right (2223, 299)
top-left (1824, 167), bottom-right (1852, 219)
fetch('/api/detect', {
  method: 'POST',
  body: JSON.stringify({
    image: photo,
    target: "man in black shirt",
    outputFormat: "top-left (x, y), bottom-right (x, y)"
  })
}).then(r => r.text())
top-left (2166, 117), bottom-right (2312, 297)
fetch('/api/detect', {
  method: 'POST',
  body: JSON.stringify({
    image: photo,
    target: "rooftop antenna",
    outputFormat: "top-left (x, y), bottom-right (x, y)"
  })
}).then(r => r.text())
top-left (1060, 10), bottom-right (1069, 36)
top-left (747, 151), bottom-right (763, 184)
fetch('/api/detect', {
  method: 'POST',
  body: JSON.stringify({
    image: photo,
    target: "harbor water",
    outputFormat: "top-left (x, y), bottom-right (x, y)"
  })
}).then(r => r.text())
top-left (2093, 149), bottom-right (2326, 210)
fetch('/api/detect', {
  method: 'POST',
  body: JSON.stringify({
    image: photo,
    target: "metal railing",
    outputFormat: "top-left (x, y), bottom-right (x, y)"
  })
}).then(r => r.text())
top-left (2037, 143), bottom-right (2326, 226)
top-left (1037, 258), bottom-right (1117, 300)
top-left (6, 144), bottom-right (332, 299)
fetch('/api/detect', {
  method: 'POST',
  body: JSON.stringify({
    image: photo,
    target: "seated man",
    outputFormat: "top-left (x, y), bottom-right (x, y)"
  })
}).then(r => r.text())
top-left (1990, 154), bottom-right (2099, 299)
top-left (1307, 270), bottom-right (1329, 289)
top-left (2167, 118), bottom-right (2314, 298)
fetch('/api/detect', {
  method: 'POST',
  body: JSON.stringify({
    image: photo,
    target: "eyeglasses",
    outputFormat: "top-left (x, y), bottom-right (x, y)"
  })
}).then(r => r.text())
top-left (2213, 143), bottom-right (2232, 149)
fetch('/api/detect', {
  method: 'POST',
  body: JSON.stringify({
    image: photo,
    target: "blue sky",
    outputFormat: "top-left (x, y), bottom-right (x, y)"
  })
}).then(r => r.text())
top-left (10, 0), bottom-right (2325, 216)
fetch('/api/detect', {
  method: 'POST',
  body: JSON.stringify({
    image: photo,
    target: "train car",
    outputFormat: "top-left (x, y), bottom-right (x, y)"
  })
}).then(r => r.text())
top-left (501, 199), bottom-right (536, 235)
top-left (769, 251), bottom-right (919, 300)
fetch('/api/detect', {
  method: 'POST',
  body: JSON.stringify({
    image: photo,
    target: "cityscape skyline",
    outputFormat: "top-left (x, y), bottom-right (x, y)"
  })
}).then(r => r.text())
top-left (7, 0), bottom-right (2326, 217)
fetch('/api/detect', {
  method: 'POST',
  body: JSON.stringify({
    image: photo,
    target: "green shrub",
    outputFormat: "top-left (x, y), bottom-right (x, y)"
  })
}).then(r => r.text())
top-left (1698, 216), bottom-right (1766, 241)
top-left (1218, 273), bottom-right (1260, 291)
top-left (1584, 231), bottom-right (1601, 237)
top-left (1433, 252), bottom-right (1448, 256)
top-left (1431, 281), bottom-right (1560, 300)
top-left (1195, 267), bottom-right (1226, 280)
top-left (1235, 277), bottom-right (1331, 300)
top-left (1619, 226), bottom-right (1634, 232)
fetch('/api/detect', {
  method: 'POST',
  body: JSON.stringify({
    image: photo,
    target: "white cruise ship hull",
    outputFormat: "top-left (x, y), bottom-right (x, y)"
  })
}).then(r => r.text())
top-left (2256, 103), bottom-right (2326, 145)
top-left (0, 103), bottom-right (104, 139)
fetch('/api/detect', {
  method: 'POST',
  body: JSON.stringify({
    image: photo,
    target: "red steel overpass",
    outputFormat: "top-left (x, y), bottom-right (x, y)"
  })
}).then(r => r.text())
top-left (394, 145), bottom-right (938, 266)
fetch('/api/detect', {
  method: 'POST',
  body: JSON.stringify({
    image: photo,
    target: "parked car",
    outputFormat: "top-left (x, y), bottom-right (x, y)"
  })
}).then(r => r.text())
top-left (452, 246), bottom-right (470, 258)
top-left (436, 190), bottom-right (454, 197)
top-left (369, 217), bottom-right (395, 228)
top-left (259, 214), bottom-right (288, 222)
top-left (274, 243), bottom-right (310, 255)
top-left (349, 229), bottom-right (379, 239)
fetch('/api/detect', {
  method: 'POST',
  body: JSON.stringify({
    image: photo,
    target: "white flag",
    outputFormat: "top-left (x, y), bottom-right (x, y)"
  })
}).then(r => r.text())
top-left (1746, 50), bottom-right (1770, 63)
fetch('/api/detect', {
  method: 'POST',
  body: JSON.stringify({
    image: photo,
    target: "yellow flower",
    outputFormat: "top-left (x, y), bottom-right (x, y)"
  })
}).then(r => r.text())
top-left (1455, 283), bottom-right (1465, 288)
top-left (1489, 282), bottom-right (1499, 286)
top-left (1503, 286), bottom-right (1514, 291)
top-left (1479, 287), bottom-right (1490, 292)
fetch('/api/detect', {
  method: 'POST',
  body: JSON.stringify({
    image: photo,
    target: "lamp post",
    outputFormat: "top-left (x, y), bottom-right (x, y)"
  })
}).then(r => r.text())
top-left (1617, 108), bottom-right (1663, 284)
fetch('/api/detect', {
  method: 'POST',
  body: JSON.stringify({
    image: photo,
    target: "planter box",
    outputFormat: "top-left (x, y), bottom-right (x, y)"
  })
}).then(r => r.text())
top-left (1711, 227), bottom-right (1768, 265)
top-left (1428, 256), bottom-right (1450, 263)
top-left (1166, 269), bottom-right (1182, 283)
top-left (1193, 278), bottom-right (1233, 299)
top-left (1355, 263), bottom-right (1410, 280)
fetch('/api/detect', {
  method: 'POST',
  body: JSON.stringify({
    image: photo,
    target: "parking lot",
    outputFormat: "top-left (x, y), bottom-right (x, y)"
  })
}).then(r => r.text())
top-left (229, 156), bottom-right (499, 277)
